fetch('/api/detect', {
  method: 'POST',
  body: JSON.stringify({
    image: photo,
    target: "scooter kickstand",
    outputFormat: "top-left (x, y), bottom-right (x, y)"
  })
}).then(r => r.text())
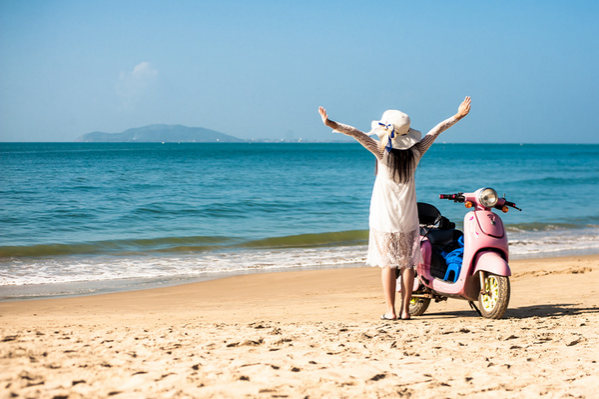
top-left (469, 301), bottom-right (482, 317)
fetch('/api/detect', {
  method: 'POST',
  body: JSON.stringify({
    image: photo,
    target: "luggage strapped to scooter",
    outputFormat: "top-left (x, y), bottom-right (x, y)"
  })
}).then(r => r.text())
top-left (417, 202), bottom-right (463, 281)
top-left (417, 203), bottom-right (454, 236)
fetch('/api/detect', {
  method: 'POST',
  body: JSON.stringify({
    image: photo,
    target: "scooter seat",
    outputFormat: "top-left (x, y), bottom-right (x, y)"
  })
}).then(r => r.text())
top-left (426, 229), bottom-right (464, 248)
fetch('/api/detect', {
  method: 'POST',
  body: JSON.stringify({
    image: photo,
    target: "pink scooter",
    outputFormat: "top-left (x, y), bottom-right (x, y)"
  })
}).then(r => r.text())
top-left (401, 187), bottom-right (521, 319)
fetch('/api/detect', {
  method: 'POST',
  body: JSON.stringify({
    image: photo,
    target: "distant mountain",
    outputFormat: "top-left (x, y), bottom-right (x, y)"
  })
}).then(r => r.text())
top-left (76, 124), bottom-right (245, 143)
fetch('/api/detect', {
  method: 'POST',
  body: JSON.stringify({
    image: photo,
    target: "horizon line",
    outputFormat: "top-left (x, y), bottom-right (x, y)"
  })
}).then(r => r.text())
top-left (1, 141), bottom-right (598, 145)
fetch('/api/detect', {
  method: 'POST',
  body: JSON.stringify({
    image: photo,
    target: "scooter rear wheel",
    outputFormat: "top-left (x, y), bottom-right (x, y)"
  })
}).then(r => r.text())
top-left (478, 274), bottom-right (510, 319)
top-left (409, 297), bottom-right (431, 316)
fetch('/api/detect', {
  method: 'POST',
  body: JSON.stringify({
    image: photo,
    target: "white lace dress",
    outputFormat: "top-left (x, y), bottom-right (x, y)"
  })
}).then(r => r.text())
top-left (333, 116), bottom-right (458, 269)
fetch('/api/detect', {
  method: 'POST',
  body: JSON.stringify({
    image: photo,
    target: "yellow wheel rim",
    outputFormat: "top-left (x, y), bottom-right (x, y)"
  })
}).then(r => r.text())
top-left (481, 276), bottom-right (499, 311)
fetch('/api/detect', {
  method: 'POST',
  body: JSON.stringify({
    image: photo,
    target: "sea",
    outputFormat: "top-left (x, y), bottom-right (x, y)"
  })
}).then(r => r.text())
top-left (1, 143), bottom-right (598, 300)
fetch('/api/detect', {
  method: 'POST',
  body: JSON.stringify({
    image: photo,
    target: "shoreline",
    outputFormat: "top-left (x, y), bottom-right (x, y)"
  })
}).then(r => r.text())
top-left (1, 254), bottom-right (597, 323)
top-left (1, 254), bottom-right (598, 398)
top-left (0, 261), bottom-right (370, 302)
top-left (3, 249), bottom-right (599, 303)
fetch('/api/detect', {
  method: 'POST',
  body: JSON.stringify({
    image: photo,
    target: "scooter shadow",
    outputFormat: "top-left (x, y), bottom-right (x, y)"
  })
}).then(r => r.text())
top-left (506, 304), bottom-right (599, 319)
top-left (422, 303), bottom-right (599, 319)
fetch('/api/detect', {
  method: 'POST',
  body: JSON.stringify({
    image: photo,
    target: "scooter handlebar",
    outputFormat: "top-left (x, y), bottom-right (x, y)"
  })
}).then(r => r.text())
top-left (503, 200), bottom-right (522, 211)
top-left (439, 193), bottom-right (465, 202)
top-left (440, 190), bottom-right (522, 211)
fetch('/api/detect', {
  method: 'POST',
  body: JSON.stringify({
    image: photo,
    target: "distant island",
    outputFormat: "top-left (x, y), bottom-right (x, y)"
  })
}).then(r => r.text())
top-left (76, 124), bottom-right (245, 143)
top-left (75, 123), bottom-right (354, 143)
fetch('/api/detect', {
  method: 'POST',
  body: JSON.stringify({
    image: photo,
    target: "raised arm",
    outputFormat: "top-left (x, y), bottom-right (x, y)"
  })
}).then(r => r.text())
top-left (416, 96), bottom-right (471, 155)
top-left (318, 107), bottom-right (384, 159)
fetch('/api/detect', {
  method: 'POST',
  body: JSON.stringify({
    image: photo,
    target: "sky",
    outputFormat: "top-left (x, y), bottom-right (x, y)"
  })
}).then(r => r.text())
top-left (1, 0), bottom-right (598, 143)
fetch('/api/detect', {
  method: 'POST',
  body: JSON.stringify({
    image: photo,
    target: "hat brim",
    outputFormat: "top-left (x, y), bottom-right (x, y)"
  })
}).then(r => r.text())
top-left (369, 128), bottom-right (421, 150)
top-left (392, 128), bottom-right (421, 150)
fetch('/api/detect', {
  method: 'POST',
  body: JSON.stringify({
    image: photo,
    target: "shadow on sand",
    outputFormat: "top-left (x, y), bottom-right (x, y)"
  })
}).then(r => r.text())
top-left (506, 303), bottom-right (599, 319)
top-left (423, 303), bottom-right (599, 320)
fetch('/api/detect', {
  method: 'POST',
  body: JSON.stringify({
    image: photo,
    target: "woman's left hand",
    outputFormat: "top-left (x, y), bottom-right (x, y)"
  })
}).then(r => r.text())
top-left (318, 106), bottom-right (331, 126)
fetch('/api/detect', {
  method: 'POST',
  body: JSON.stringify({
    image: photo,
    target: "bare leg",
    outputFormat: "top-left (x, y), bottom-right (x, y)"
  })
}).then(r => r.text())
top-left (381, 266), bottom-right (397, 319)
top-left (400, 267), bottom-right (415, 320)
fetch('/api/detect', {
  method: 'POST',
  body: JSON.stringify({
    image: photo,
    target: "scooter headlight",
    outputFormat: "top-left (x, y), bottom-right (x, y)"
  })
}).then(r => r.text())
top-left (478, 187), bottom-right (498, 208)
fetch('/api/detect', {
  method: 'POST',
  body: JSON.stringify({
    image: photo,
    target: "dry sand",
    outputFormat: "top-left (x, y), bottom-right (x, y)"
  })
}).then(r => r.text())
top-left (1, 254), bottom-right (598, 398)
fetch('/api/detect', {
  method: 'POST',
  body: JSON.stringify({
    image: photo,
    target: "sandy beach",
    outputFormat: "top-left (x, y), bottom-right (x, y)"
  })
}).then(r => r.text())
top-left (1, 254), bottom-right (598, 398)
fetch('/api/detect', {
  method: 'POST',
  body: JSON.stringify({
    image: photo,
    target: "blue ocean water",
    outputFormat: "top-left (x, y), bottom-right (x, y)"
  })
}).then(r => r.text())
top-left (1, 143), bottom-right (598, 300)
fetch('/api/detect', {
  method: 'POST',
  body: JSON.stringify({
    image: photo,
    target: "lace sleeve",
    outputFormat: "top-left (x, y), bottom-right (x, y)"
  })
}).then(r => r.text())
top-left (330, 122), bottom-right (383, 160)
top-left (415, 116), bottom-right (458, 156)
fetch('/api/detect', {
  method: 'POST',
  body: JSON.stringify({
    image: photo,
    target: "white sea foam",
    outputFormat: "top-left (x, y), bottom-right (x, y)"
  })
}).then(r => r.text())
top-left (508, 227), bottom-right (599, 258)
top-left (1, 228), bottom-right (597, 299)
top-left (0, 246), bottom-right (368, 287)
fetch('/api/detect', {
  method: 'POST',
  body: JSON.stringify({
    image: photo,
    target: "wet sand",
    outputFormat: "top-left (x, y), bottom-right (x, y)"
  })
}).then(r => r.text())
top-left (1, 254), bottom-right (598, 398)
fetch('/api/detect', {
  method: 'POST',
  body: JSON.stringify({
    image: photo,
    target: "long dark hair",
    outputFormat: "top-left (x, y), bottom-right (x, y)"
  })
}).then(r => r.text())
top-left (376, 147), bottom-right (416, 183)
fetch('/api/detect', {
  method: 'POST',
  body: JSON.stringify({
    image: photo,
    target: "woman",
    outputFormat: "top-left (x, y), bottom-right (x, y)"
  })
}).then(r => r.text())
top-left (318, 96), bottom-right (471, 320)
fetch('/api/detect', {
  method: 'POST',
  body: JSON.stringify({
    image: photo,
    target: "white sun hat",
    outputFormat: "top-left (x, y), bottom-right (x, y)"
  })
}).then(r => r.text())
top-left (369, 110), bottom-right (421, 151)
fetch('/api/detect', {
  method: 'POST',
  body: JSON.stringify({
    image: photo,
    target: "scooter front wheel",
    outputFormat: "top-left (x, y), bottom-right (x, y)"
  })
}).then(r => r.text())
top-left (409, 297), bottom-right (431, 316)
top-left (478, 274), bottom-right (510, 319)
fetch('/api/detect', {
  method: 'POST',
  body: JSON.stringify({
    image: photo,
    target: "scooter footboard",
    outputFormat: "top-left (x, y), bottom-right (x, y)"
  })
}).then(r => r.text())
top-left (473, 251), bottom-right (511, 277)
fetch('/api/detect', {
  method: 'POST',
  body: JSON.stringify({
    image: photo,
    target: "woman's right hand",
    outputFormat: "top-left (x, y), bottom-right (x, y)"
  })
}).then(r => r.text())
top-left (456, 96), bottom-right (471, 120)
